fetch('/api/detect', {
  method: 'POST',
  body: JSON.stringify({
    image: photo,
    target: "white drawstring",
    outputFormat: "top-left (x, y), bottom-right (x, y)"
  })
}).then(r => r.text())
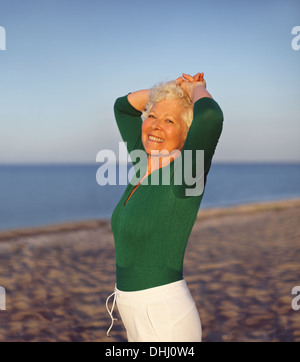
top-left (106, 289), bottom-right (118, 337)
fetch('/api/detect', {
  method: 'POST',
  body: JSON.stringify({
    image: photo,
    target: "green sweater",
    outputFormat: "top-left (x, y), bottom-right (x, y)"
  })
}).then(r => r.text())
top-left (111, 95), bottom-right (223, 291)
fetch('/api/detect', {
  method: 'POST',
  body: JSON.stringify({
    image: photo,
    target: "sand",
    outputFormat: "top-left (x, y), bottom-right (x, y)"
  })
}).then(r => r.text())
top-left (0, 199), bottom-right (299, 342)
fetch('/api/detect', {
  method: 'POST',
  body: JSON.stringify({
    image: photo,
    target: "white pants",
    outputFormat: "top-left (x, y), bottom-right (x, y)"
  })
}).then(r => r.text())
top-left (113, 279), bottom-right (202, 342)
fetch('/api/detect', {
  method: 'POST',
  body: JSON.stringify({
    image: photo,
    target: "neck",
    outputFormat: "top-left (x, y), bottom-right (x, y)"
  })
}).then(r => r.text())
top-left (146, 149), bottom-right (181, 174)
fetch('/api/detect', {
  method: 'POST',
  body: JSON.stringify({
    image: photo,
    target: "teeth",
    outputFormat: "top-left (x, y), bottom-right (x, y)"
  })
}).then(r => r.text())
top-left (149, 135), bottom-right (164, 142)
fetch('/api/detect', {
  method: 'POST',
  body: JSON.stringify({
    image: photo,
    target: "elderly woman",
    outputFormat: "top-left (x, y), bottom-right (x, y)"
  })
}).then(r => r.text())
top-left (107, 73), bottom-right (223, 342)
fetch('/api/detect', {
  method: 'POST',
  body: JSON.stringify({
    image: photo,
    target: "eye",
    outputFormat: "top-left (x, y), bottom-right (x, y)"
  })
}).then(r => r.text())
top-left (148, 114), bottom-right (155, 119)
top-left (166, 119), bottom-right (174, 124)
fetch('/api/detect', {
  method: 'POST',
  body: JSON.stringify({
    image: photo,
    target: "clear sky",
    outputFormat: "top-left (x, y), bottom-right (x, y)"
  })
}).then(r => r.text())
top-left (0, 0), bottom-right (299, 163)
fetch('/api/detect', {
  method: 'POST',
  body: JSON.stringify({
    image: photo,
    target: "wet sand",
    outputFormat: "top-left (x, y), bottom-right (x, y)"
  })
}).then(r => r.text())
top-left (0, 199), bottom-right (299, 342)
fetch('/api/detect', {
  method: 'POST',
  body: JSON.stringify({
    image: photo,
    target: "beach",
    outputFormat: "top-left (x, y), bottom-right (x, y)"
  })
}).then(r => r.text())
top-left (0, 199), bottom-right (299, 342)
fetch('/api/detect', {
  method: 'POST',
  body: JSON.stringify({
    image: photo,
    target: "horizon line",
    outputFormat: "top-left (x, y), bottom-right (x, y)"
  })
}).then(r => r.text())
top-left (0, 160), bottom-right (300, 166)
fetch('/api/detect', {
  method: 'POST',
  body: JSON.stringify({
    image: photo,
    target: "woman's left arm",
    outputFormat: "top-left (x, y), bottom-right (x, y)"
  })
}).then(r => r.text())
top-left (172, 73), bottom-right (223, 198)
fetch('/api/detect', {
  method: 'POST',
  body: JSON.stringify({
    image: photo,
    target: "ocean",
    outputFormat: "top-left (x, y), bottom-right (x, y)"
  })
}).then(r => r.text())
top-left (0, 163), bottom-right (300, 231)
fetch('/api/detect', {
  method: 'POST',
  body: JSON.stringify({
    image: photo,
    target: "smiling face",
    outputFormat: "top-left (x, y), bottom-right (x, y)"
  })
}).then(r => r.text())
top-left (142, 99), bottom-right (188, 155)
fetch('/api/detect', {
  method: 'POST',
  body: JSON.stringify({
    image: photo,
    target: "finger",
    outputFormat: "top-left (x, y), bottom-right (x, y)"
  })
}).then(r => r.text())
top-left (194, 73), bottom-right (201, 82)
top-left (200, 73), bottom-right (204, 81)
top-left (183, 74), bottom-right (194, 82)
top-left (182, 73), bottom-right (194, 82)
top-left (175, 77), bottom-right (183, 85)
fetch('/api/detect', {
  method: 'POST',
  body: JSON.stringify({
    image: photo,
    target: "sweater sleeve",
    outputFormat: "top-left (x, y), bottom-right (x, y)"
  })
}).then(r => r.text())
top-left (172, 97), bottom-right (224, 198)
top-left (113, 94), bottom-right (143, 154)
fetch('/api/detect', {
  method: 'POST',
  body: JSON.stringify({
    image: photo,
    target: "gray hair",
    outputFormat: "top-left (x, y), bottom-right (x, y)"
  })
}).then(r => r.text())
top-left (142, 81), bottom-right (193, 128)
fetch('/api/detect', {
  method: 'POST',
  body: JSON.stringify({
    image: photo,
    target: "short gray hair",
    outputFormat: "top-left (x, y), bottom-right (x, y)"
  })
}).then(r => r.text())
top-left (142, 81), bottom-right (193, 128)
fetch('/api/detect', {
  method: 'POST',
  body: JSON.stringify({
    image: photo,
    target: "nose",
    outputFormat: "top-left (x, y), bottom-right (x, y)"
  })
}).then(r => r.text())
top-left (151, 118), bottom-right (162, 130)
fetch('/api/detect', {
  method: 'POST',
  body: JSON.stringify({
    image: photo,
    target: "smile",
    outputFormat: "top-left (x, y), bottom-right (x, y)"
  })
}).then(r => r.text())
top-left (148, 134), bottom-right (165, 143)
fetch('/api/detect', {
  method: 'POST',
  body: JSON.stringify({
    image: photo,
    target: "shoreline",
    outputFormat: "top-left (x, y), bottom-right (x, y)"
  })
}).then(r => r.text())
top-left (1, 197), bottom-right (300, 242)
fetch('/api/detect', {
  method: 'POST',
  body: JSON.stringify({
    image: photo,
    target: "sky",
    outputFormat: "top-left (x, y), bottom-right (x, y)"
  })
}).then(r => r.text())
top-left (0, 0), bottom-right (299, 163)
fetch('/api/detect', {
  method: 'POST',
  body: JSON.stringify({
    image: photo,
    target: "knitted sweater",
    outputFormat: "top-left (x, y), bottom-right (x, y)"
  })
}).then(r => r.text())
top-left (111, 94), bottom-right (223, 291)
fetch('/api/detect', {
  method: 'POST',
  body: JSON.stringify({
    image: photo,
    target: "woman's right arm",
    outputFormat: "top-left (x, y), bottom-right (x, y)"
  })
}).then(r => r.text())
top-left (127, 89), bottom-right (151, 112)
top-left (114, 89), bottom-right (150, 155)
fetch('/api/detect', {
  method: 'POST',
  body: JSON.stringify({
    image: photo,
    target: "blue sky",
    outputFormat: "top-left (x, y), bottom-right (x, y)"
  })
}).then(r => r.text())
top-left (0, 0), bottom-right (299, 163)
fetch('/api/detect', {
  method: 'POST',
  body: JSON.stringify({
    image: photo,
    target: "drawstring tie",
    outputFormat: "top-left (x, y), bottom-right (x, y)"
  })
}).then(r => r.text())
top-left (106, 289), bottom-right (118, 337)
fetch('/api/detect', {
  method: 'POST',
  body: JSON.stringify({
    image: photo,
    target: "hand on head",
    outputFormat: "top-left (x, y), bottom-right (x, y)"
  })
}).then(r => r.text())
top-left (175, 73), bottom-right (206, 100)
top-left (175, 72), bottom-right (205, 84)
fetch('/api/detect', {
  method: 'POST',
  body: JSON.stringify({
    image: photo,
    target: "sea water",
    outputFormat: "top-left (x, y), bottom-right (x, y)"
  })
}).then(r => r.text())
top-left (0, 163), bottom-right (299, 231)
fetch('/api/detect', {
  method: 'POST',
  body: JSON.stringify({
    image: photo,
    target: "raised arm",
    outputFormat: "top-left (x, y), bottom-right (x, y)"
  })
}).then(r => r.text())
top-left (127, 89), bottom-right (151, 112)
top-left (172, 73), bottom-right (223, 198)
top-left (113, 89), bottom-right (151, 155)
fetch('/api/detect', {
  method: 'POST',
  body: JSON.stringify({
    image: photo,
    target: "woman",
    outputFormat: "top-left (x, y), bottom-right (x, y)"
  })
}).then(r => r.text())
top-left (106, 73), bottom-right (223, 342)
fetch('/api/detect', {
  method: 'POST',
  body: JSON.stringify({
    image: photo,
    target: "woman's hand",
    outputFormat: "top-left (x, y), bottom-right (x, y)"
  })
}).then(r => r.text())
top-left (176, 73), bottom-right (212, 102)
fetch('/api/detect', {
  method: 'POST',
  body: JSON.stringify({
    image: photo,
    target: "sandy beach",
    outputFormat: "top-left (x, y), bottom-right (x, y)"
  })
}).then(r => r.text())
top-left (0, 198), bottom-right (299, 342)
